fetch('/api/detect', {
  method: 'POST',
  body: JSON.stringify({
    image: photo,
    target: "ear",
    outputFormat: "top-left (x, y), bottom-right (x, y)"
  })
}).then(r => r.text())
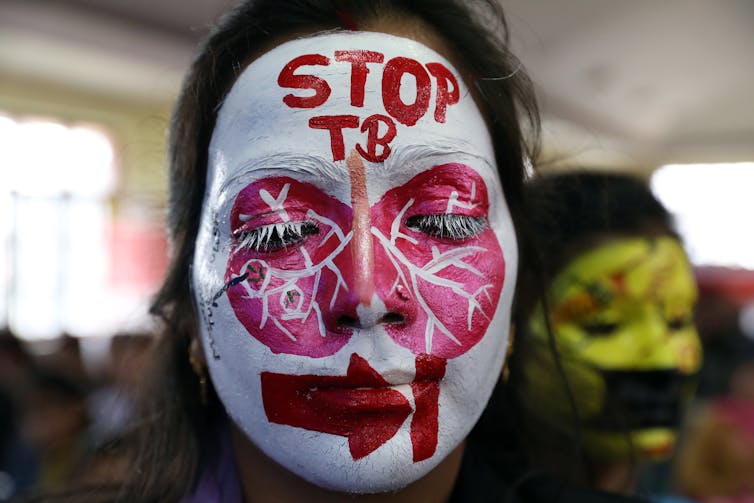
top-left (501, 322), bottom-right (516, 382)
top-left (188, 335), bottom-right (211, 405)
top-left (189, 336), bottom-right (207, 368)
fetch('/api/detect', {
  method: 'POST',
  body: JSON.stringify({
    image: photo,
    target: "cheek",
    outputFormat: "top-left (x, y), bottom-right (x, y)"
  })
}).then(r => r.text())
top-left (673, 329), bottom-right (703, 374)
top-left (371, 167), bottom-right (506, 358)
top-left (225, 177), bottom-right (355, 357)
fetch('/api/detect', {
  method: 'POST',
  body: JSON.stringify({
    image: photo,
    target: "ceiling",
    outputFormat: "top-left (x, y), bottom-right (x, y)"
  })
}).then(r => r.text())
top-left (1, 0), bottom-right (752, 173)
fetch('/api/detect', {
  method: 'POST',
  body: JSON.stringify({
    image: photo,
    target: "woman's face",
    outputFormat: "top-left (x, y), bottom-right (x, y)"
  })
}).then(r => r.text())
top-left (191, 31), bottom-right (517, 492)
top-left (525, 236), bottom-right (702, 460)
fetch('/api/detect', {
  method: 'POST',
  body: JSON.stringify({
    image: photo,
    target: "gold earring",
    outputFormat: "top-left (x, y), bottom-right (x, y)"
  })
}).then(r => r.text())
top-left (188, 341), bottom-right (208, 406)
top-left (502, 324), bottom-right (516, 383)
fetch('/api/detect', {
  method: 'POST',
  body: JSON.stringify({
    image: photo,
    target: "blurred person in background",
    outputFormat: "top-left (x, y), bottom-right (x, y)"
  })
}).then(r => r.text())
top-left (20, 369), bottom-right (91, 492)
top-left (0, 381), bottom-right (37, 501)
top-left (32, 335), bottom-right (89, 389)
top-left (693, 291), bottom-right (754, 399)
top-left (510, 171), bottom-right (702, 501)
top-left (667, 270), bottom-right (754, 502)
top-left (675, 361), bottom-right (754, 502)
top-left (0, 329), bottom-right (38, 500)
top-left (0, 328), bottom-right (36, 403)
top-left (79, 332), bottom-right (154, 486)
top-left (87, 332), bottom-right (152, 447)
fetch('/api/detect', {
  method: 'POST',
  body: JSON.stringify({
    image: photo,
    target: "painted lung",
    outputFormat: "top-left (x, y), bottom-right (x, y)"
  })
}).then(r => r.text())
top-left (225, 164), bottom-right (504, 359)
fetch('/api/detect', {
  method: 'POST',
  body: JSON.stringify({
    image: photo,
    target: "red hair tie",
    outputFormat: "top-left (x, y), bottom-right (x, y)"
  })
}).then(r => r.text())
top-left (336, 10), bottom-right (359, 31)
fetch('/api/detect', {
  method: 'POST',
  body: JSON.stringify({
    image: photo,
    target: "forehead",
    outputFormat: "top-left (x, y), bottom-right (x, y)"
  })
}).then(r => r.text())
top-left (552, 237), bottom-right (697, 303)
top-left (208, 31), bottom-right (496, 196)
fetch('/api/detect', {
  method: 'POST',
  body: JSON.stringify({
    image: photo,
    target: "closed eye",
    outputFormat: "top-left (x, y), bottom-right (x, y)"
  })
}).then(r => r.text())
top-left (405, 214), bottom-right (487, 241)
top-left (667, 315), bottom-right (693, 331)
top-left (234, 221), bottom-right (318, 253)
top-left (582, 321), bottom-right (620, 336)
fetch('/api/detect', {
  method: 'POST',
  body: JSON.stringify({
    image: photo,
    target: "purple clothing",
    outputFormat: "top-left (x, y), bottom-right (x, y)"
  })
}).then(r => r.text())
top-left (177, 422), bottom-right (650, 503)
top-left (180, 427), bottom-right (242, 503)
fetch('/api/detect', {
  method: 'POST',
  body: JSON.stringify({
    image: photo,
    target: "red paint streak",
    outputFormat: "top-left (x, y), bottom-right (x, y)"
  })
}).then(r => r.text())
top-left (279, 52), bottom-right (462, 162)
top-left (382, 56), bottom-right (432, 126)
top-left (426, 63), bottom-right (459, 123)
top-left (278, 53), bottom-right (460, 125)
top-left (309, 115), bottom-right (360, 162)
top-left (278, 54), bottom-right (331, 108)
top-left (608, 271), bottom-right (627, 296)
top-left (348, 149), bottom-right (375, 306)
top-left (335, 10), bottom-right (359, 31)
top-left (261, 353), bottom-right (412, 460)
top-left (639, 440), bottom-right (674, 460)
top-left (355, 114), bottom-right (396, 162)
top-left (334, 50), bottom-right (384, 107)
top-left (410, 354), bottom-right (447, 461)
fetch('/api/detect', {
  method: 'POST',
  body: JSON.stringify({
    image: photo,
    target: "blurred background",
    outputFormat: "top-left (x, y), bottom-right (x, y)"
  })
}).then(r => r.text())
top-left (0, 0), bottom-right (752, 500)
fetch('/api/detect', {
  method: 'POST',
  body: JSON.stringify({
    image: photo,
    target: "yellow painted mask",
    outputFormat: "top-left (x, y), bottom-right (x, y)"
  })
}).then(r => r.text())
top-left (524, 236), bottom-right (702, 461)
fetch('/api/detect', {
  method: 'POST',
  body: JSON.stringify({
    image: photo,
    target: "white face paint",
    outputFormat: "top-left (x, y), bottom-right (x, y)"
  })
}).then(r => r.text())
top-left (192, 31), bottom-right (517, 493)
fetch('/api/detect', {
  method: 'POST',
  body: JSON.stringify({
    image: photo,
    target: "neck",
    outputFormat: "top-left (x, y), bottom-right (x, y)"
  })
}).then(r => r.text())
top-left (230, 424), bottom-right (465, 503)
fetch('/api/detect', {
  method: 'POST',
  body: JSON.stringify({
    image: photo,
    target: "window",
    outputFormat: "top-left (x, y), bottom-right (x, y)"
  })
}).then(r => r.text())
top-left (651, 162), bottom-right (754, 269)
top-left (0, 114), bottom-right (117, 339)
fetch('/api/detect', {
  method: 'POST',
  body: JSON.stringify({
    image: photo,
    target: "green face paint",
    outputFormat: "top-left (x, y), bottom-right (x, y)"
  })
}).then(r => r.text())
top-left (524, 237), bottom-right (702, 460)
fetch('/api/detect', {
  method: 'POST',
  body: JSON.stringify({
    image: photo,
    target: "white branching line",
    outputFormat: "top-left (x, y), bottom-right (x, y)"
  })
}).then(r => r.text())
top-left (469, 284), bottom-right (494, 328)
top-left (391, 199), bottom-right (419, 246)
top-left (230, 181), bottom-right (494, 351)
top-left (258, 183), bottom-right (291, 222)
top-left (424, 245), bottom-right (493, 327)
top-left (235, 207), bottom-right (351, 341)
top-left (446, 181), bottom-right (478, 214)
top-left (372, 202), bottom-right (494, 353)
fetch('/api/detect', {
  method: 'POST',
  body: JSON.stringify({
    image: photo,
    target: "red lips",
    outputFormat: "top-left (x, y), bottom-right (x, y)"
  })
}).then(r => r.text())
top-left (261, 353), bottom-right (446, 461)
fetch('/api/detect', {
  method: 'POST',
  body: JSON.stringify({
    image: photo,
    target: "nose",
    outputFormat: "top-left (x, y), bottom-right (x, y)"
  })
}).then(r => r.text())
top-left (323, 149), bottom-right (414, 332)
top-left (325, 280), bottom-right (413, 332)
top-left (335, 299), bottom-right (407, 329)
top-left (634, 307), bottom-right (673, 366)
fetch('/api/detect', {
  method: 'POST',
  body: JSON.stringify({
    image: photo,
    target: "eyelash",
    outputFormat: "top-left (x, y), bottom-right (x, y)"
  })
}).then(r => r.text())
top-left (405, 214), bottom-right (487, 241)
top-left (582, 321), bottom-right (620, 336)
top-left (667, 314), bottom-right (693, 331)
top-left (234, 221), bottom-right (319, 253)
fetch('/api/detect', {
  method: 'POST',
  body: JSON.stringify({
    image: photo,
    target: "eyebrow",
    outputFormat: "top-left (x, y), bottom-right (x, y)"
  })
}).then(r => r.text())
top-left (218, 153), bottom-right (342, 197)
top-left (382, 141), bottom-right (494, 176)
top-left (217, 141), bottom-right (494, 199)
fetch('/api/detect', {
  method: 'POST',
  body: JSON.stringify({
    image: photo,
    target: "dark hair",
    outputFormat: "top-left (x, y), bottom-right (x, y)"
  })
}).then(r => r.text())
top-left (120, 1), bottom-right (541, 502)
top-left (516, 171), bottom-right (677, 319)
top-left (510, 170), bottom-right (680, 486)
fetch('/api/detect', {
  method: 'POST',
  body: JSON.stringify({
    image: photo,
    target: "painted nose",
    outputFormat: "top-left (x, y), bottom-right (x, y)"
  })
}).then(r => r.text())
top-left (324, 150), bottom-right (413, 332)
top-left (326, 272), bottom-right (414, 331)
top-left (348, 149), bottom-right (376, 308)
top-left (635, 308), bottom-right (673, 366)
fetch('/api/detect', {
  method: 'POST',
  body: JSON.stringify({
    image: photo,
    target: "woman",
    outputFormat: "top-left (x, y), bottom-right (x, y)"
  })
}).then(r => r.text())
top-left (28, 2), bottom-right (647, 502)
top-left (141, 1), bottom-right (535, 501)
top-left (511, 172), bottom-right (702, 497)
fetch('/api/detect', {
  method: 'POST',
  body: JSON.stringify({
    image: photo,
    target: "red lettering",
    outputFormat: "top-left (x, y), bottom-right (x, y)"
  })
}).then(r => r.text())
top-left (334, 50), bottom-right (385, 108)
top-left (410, 354), bottom-right (446, 462)
top-left (309, 115), bottom-right (360, 161)
top-left (382, 57), bottom-right (431, 127)
top-left (356, 114), bottom-right (397, 163)
top-left (278, 54), bottom-right (331, 108)
top-left (426, 63), bottom-right (459, 123)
